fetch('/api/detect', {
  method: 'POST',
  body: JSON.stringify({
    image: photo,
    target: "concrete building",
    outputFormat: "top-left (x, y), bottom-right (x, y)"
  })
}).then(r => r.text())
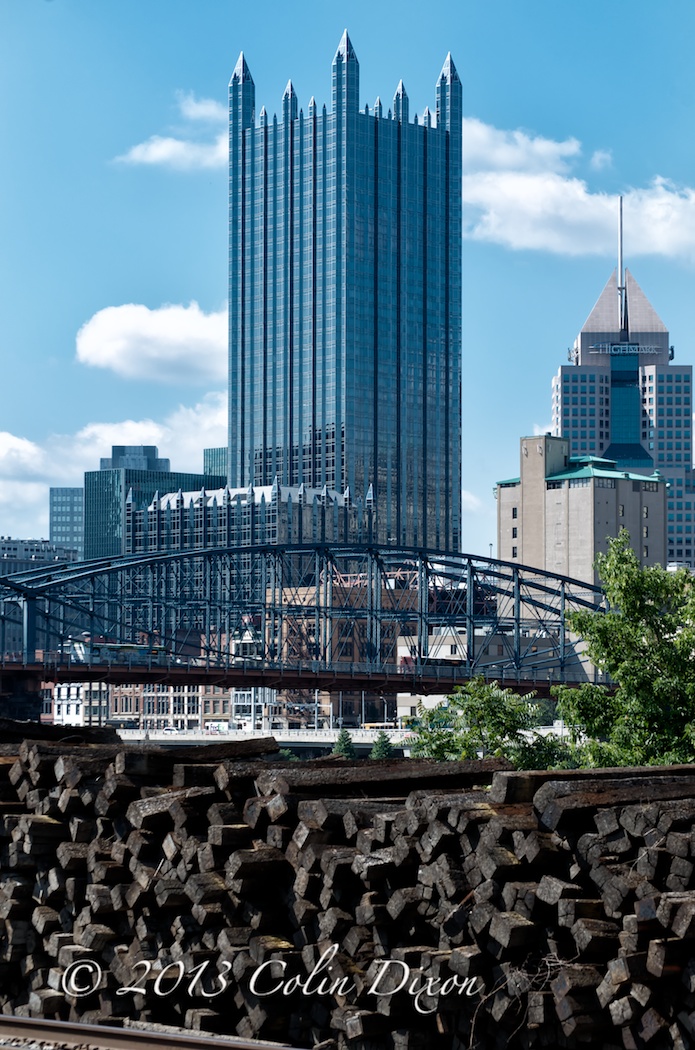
top-left (228, 34), bottom-right (462, 551)
top-left (49, 488), bottom-right (84, 559)
top-left (496, 435), bottom-right (667, 584)
top-left (0, 537), bottom-right (79, 575)
top-left (551, 266), bottom-right (692, 568)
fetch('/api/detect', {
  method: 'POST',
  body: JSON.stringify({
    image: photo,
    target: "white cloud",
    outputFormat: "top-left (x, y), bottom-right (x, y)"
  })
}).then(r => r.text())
top-left (462, 490), bottom-right (484, 513)
top-left (117, 90), bottom-right (227, 169)
top-left (117, 132), bottom-right (227, 170)
top-left (533, 423), bottom-right (554, 436)
top-left (176, 91), bottom-right (227, 123)
top-left (76, 302), bottom-right (227, 384)
top-left (464, 173), bottom-right (695, 261)
top-left (0, 394), bottom-right (227, 541)
top-left (590, 148), bottom-right (612, 171)
top-left (0, 433), bottom-right (45, 478)
top-left (463, 117), bottom-right (580, 175)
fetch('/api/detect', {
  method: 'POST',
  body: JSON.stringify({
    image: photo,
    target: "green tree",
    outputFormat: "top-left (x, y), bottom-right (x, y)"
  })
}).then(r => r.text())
top-left (407, 677), bottom-right (575, 769)
top-left (561, 529), bottom-right (695, 766)
top-left (332, 728), bottom-right (357, 759)
top-left (369, 730), bottom-right (394, 760)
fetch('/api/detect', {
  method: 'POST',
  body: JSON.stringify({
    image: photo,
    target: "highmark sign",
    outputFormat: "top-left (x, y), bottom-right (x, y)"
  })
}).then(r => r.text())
top-left (589, 343), bottom-right (661, 355)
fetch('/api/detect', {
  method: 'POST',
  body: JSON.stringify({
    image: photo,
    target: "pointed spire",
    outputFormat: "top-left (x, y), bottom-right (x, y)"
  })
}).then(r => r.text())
top-left (283, 80), bottom-right (298, 121)
top-left (438, 52), bottom-right (460, 84)
top-left (374, 97), bottom-right (382, 119)
top-left (230, 52), bottom-right (253, 87)
top-left (436, 52), bottom-right (461, 134)
top-left (308, 96), bottom-right (316, 117)
top-left (625, 270), bottom-right (668, 335)
top-left (332, 29), bottom-right (359, 114)
top-left (581, 270), bottom-right (621, 333)
top-left (393, 81), bottom-right (409, 123)
top-left (333, 29), bottom-right (357, 64)
top-left (259, 105), bottom-right (267, 127)
top-left (422, 106), bottom-right (432, 128)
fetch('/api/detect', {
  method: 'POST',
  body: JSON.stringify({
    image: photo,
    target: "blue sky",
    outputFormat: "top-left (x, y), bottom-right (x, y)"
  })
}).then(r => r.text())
top-left (1, 0), bottom-right (695, 556)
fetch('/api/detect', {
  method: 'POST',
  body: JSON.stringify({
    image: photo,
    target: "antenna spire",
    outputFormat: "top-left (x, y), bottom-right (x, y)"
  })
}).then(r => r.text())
top-left (618, 195), bottom-right (626, 333)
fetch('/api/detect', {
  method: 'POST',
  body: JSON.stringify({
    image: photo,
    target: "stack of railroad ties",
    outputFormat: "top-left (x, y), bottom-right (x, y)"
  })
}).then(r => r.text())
top-left (0, 721), bottom-right (695, 1049)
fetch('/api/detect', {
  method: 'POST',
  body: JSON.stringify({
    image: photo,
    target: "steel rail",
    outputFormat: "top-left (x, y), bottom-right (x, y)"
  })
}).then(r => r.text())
top-left (0, 1014), bottom-right (295, 1050)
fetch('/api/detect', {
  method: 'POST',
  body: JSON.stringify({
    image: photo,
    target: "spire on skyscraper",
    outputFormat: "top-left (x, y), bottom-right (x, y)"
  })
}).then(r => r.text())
top-left (438, 52), bottom-right (460, 84)
top-left (580, 269), bottom-right (667, 338)
top-left (283, 80), bottom-right (298, 120)
top-left (230, 52), bottom-right (253, 87)
top-left (393, 80), bottom-right (409, 123)
top-left (333, 29), bottom-right (357, 64)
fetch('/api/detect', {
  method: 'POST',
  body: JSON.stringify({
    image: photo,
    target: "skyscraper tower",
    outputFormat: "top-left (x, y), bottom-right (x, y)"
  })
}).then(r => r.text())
top-left (228, 33), bottom-right (462, 550)
top-left (551, 210), bottom-right (693, 566)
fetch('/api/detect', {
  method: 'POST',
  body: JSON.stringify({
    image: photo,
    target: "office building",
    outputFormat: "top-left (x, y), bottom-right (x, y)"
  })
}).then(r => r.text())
top-left (496, 435), bottom-right (667, 584)
top-left (204, 447), bottom-right (228, 477)
top-left (0, 537), bottom-right (79, 575)
top-left (84, 445), bottom-right (225, 559)
top-left (228, 33), bottom-right (462, 550)
top-left (124, 481), bottom-right (374, 554)
top-left (49, 487), bottom-right (84, 559)
top-left (551, 266), bottom-right (693, 566)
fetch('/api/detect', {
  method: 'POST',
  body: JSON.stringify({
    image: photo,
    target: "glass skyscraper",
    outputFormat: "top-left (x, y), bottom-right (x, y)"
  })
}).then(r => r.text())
top-left (228, 32), bottom-right (462, 550)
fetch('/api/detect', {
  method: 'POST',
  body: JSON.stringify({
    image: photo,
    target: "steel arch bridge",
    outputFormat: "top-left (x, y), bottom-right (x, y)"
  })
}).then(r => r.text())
top-left (0, 544), bottom-right (604, 701)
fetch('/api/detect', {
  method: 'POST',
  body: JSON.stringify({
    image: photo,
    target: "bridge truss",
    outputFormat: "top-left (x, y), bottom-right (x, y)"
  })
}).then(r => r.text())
top-left (0, 544), bottom-right (605, 692)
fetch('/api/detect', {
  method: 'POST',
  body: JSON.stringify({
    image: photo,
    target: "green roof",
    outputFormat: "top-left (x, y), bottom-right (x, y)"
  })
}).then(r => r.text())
top-left (496, 477), bottom-right (520, 487)
top-left (547, 460), bottom-right (665, 483)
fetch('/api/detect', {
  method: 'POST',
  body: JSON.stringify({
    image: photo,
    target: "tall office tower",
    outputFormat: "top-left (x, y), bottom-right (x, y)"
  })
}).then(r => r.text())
top-left (228, 33), bottom-right (462, 550)
top-left (551, 268), bottom-right (693, 567)
top-left (49, 487), bottom-right (84, 559)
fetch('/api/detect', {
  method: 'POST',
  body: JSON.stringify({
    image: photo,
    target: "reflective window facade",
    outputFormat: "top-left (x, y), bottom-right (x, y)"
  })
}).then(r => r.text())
top-left (84, 468), bottom-right (225, 559)
top-left (228, 34), bottom-right (462, 550)
top-left (49, 487), bottom-right (84, 559)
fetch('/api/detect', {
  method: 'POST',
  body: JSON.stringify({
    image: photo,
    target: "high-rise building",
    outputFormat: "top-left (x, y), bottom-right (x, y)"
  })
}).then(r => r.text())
top-left (551, 268), bottom-right (693, 567)
top-left (84, 446), bottom-right (225, 559)
top-left (228, 33), bottom-right (462, 551)
top-left (49, 487), bottom-right (84, 559)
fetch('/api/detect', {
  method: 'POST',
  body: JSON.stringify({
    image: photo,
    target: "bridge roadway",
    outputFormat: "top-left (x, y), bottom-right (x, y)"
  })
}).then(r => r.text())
top-left (0, 658), bottom-right (577, 698)
top-left (118, 726), bottom-right (414, 748)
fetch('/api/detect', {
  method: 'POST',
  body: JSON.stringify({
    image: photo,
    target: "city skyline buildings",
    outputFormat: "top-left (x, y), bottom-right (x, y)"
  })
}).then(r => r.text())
top-left (227, 33), bottom-right (462, 550)
top-left (3, 4), bottom-right (695, 557)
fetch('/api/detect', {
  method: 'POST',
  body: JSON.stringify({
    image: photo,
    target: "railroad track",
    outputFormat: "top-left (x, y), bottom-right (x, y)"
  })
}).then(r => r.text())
top-left (0, 1015), bottom-right (295, 1050)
